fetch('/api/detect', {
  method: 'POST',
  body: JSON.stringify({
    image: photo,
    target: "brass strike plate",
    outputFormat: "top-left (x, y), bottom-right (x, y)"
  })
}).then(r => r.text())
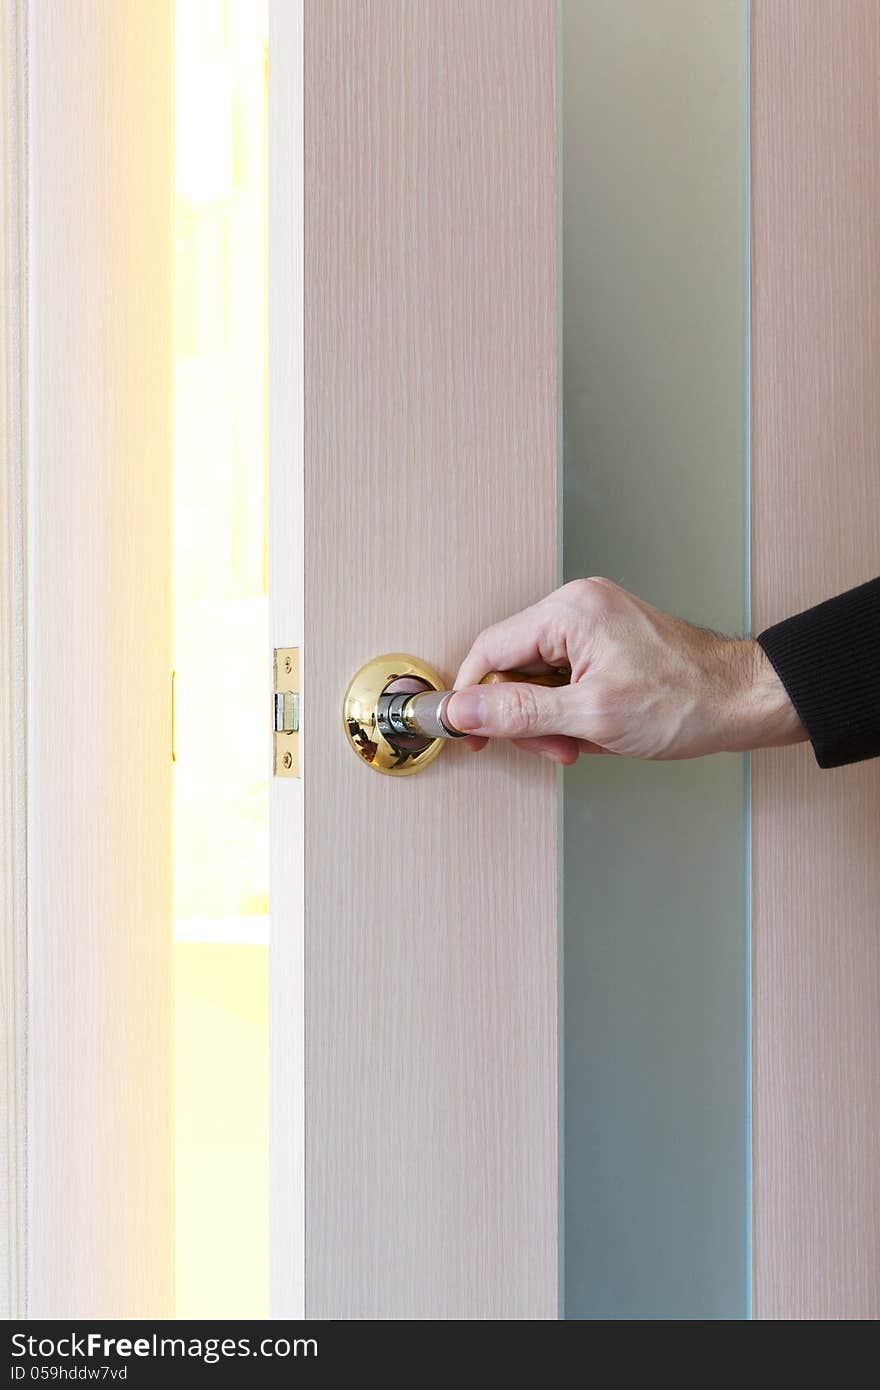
top-left (274, 647), bottom-right (300, 778)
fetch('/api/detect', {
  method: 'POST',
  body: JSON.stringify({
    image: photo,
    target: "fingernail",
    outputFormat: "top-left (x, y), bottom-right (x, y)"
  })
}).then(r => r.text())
top-left (447, 689), bottom-right (485, 733)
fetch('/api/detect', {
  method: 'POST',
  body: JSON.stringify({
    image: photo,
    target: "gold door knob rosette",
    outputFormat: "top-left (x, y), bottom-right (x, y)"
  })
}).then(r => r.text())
top-left (343, 653), bottom-right (449, 776)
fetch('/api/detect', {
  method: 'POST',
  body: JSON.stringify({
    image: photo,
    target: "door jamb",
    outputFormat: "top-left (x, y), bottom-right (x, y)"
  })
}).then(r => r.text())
top-left (0, 0), bottom-right (28, 1322)
top-left (268, 0), bottom-right (306, 1319)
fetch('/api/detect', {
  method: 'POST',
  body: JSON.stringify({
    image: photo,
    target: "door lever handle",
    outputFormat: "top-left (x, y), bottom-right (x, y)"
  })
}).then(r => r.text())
top-left (381, 669), bottom-right (571, 742)
top-left (343, 655), bottom-right (570, 775)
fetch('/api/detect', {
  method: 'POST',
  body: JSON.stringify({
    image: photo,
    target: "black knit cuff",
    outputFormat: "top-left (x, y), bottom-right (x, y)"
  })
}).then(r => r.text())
top-left (757, 578), bottom-right (880, 769)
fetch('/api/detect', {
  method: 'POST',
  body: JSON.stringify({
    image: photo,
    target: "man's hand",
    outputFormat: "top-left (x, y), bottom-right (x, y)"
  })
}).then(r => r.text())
top-left (447, 578), bottom-right (807, 764)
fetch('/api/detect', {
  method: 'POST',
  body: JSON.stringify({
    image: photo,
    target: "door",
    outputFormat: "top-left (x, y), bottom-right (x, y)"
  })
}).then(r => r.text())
top-left (269, 0), bottom-right (560, 1320)
top-left (269, 0), bottom-right (880, 1322)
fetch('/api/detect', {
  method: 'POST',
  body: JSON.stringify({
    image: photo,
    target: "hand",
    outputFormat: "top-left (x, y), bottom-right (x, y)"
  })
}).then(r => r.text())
top-left (447, 578), bottom-right (807, 764)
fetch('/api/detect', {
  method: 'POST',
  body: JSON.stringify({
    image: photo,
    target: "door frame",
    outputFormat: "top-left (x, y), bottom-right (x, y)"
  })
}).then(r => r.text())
top-left (0, 0), bottom-right (27, 1323)
top-left (1, 0), bottom-right (175, 1318)
top-left (268, 0), bottom-right (305, 1321)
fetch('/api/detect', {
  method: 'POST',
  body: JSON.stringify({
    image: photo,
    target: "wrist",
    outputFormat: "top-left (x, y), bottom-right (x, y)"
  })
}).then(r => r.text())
top-left (722, 638), bottom-right (807, 752)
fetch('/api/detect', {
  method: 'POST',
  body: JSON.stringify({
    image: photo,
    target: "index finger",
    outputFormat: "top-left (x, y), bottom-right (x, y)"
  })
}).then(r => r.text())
top-left (454, 597), bottom-right (570, 689)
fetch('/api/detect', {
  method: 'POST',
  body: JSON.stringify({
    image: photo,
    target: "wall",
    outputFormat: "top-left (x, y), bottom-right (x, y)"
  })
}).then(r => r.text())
top-left (26, 0), bottom-right (174, 1316)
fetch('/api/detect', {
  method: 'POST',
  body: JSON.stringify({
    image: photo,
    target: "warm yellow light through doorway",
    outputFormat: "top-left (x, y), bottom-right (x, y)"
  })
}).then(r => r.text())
top-left (173, 0), bottom-right (269, 1318)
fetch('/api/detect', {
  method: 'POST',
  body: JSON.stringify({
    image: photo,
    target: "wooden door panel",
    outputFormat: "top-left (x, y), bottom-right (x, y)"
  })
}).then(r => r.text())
top-left (290, 0), bottom-right (559, 1318)
top-left (751, 0), bottom-right (880, 1320)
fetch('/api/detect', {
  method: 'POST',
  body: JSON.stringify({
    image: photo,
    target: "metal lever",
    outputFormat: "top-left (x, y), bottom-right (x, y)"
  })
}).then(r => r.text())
top-left (377, 688), bottom-right (465, 741)
top-left (378, 669), bottom-right (571, 742)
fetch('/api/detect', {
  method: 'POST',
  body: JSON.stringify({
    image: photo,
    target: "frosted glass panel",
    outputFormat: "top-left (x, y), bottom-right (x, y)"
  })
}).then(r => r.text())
top-left (562, 1), bottom-right (749, 1319)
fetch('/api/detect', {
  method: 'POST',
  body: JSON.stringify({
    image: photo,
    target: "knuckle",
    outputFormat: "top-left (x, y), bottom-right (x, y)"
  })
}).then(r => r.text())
top-left (581, 578), bottom-right (619, 628)
top-left (556, 579), bottom-right (618, 650)
top-left (584, 576), bottom-right (618, 603)
top-left (502, 683), bottom-right (542, 735)
top-left (559, 577), bottom-right (595, 604)
top-left (561, 576), bottom-right (617, 611)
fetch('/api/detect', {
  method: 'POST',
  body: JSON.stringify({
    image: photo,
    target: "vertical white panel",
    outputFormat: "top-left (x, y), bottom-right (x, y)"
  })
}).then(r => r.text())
top-left (0, 0), bottom-right (27, 1321)
top-left (269, 0), bottom-right (305, 1319)
top-left (26, 1), bottom-right (174, 1316)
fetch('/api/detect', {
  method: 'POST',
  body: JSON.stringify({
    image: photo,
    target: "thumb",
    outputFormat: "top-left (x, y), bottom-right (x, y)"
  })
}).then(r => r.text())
top-left (446, 682), bottom-right (569, 739)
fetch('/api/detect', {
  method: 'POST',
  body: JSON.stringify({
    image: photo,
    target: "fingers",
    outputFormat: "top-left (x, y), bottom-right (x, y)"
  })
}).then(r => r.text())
top-left (575, 739), bottom-right (611, 756)
top-left (462, 734), bottom-right (488, 751)
top-left (460, 733), bottom-right (608, 762)
top-left (462, 734), bottom-right (608, 761)
top-left (446, 681), bottom-right (572, 740)
top-left (454, 600), bottom-right (569, 689)
top-left (512, 735), bottom-right (581, 764)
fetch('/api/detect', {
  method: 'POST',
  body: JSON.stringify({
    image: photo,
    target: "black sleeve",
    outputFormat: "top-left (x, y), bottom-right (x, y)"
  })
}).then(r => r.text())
top-left (757, 577), bottom-right (880, 769)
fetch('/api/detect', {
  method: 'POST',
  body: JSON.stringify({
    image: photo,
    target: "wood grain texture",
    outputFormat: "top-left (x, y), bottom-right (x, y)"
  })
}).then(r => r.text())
top-left (0, 0), bottom-right (27, 1321)
top-left (26, 1), bottom-right (174, 1315)
top-left (302, 0), bottom-right (558, 1318)
top-left (751, 0), bottom-right (880, 1320)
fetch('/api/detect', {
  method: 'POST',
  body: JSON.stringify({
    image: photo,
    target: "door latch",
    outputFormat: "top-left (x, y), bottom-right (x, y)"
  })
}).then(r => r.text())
top-left (274, 648), bottom-right (300, 778)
